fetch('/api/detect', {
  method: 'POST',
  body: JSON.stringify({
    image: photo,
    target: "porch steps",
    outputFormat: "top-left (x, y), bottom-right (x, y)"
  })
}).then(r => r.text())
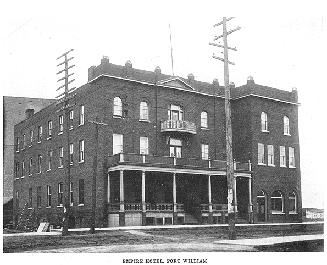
top-left (184, 213), bottom-right (199, 225)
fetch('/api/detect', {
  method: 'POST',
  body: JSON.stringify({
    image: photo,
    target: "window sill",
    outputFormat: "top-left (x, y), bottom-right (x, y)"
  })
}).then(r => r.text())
top-left (257, 163), bottom-right (266, 166)
top-left (21, 148), bottom-right (25, 151)
top-left (113, 115), bottom-right (122, 119)
top-left (280, 165), bottom-right (287, 168)
top-left (261, 130), bottom-right (269, 133)
top-left (47, 137), bottom-right (52, 140)
top-left (70, 203), bottom-right (74, 207)
top-left (139, 119), bottom-right (150, 123)
top-left (21, 176), bottom-right (25, 179)
top-left (70, 163), bottom-right (74, 166)
top-left (28, 207), bottom-right (33, 210)
top-left (37, 141), bottom-right (42, 144)
top-left (78, 123), bottom-right (84, 127)
top-left (78, 160), bottom-right (85, 164)
top-left (46, 169), bottom-right (51, 172)
top-left (78, 204), bottom-right (85, 207)
top-left (58, 166), bottom-right (64, 169)
top-left (271, 211), bottom-right (285, 215)
top-left (268, 164), bottom-right (275, 167)
top-left (57, 205), bottom-right (63, 208)
top-left (289, 211), bottom-right (298, 215)
top-left (14, 177), bottom-right (20, 180)
top-left (201, 127), bottom-right (209, 130)
top-left (37, 172), bottom-right (42, 175)
top-left (15, 151), bottom-right (20, 153)
top-left (69, 127), bottom-right (74, 131)
top-left (289, 166), bottom-right (296, 169)
top-left (46, 206), bottom-right (51, 209)
top-left (58, 132), bottom-right (63, 135)
top-left (284, 133), bottom-right (291, 136)
top-left (28, 145), bottom-right (32, 148)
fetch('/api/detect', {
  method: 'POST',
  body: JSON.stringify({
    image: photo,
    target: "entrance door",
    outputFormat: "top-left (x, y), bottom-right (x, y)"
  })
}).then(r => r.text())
top-left (257, 190), bottom-right (266, 222)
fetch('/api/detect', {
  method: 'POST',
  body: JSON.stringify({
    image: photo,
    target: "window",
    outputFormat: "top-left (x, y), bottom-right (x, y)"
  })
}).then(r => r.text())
top-left (79, 179), bottom-right (85, 205)
top-left (59, 115), bottom-right (64, 133)
top-left (169, 138), bottom-right (182, 158)
top-left (201, 111), bottom-right (208, 128)
top-left (258, 143), bottom-right (265, 165)
top-left (38, 126), bottom-right (42, 142)
top-left (37, 186), bottom-right (42, 208)
top-left (113, 97), bottom-right (122, 117)
top-left (140, 137), bottom-right (149, 155)
top-left (69, 110), bottom-right (74, 129)
top-left (22, 160), bottom-right (25, 177)
top-left (15, 162), bottom-right (19, 178)
top-left (22, 134), bottom-right (26, 149)
top-left (30, 130), bottom-right (34, 146)
top-left (70, 182), bottom-right (74, 206)
top-left (79, 140), bottom-right (85, 162)
top-left (48, 120), bottom-right (53, 138)
top-left (37, 155), bottom-right (42, 173)
top-left (201, 144), bottom-right (209, 160)
top-left (58, 182), bottom-right (63, 206)
top-left (271, 190), bottom-right (284, 213)
top-left (79, 105), bottom-right (85, 125)
top-left (168, 105), bottom-right (183, 121)
top-left (140, 101), bottom-right (149, 120)
top-left (47, 185), bottom-right (52, 207)
top-left (283, 116), bottom-right (290, 135)
top-left (289, 147), bottom-right (295, 168)
top-left (261, 112), bottom-right (268, 132)
top-left (113, 134), bottom-right (123, 155)
top-left (28, 188), bottom-right (33, 208)
top-left (59, 147), bottom-right (64, 167)
top-left (267, 145), bottom-right (274, 166)
top-left (289, 192), bottom-right (297, 213)
top-left (15, 191), bottom-right (19, 209)
top-left (29, 157), bottom-right (33, 175)
top-left (280, 146), bottom-right (286, 167)
top-left (47, 150), bottom-right (53, 171)
top-left (15, 137), bottom-right (19, 152)
top-left (69, 143), bottom-right (74, 165)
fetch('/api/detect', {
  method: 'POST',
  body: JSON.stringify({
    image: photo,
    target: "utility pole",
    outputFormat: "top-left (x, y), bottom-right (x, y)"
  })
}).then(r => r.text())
top-left (88, 117), bottom-right (108, 233)
top-left (210, 17), bottom-right (240, 240)
top-left (56, 49), bottom-right (76, 236)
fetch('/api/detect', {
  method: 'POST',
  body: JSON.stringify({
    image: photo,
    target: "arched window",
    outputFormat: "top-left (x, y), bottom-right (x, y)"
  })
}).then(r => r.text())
top-left (271, 190), bottom-right (284, 213)
top-left (201, 111), bottom-right (208, 128)
top-left (289, 191), bottom-right (297, 213)
top-left (140, 101), bottom-right (149, 120)
top-left (261, 112), bottom-right (268, 131)
top-left (283, 116), bottom-right (290, 135)
top-left (113, 97), bottom-right (122, 117)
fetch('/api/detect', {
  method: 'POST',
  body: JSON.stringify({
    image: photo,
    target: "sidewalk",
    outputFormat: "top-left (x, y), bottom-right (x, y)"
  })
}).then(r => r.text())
top-left (216, 234), bottom-right (324, 246)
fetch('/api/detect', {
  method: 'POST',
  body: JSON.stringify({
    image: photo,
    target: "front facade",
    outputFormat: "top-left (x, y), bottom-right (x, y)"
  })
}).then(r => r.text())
top-left (12, 57), bottom-right (301, 229)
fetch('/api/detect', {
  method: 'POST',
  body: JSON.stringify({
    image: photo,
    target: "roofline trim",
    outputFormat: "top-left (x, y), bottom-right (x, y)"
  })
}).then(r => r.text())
top-left (231, 94), bottom-right (300, 105)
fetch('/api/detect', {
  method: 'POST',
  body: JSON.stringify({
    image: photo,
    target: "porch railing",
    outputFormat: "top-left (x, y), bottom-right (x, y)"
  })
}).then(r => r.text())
top-left (108, 203), bottom-right (184, 212)
top-left (108, 153), bottom-right (251, 172)
top-left (200, 203), bottom-right (228, 212)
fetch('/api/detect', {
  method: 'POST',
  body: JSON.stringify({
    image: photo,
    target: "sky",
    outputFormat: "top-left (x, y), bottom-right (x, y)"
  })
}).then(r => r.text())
top-left (1, 0), bottom-right (326, 208)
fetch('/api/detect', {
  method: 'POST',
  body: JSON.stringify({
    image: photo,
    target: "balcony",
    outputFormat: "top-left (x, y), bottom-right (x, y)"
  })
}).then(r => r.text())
top-left (161, 120), bottom-right (196, 135)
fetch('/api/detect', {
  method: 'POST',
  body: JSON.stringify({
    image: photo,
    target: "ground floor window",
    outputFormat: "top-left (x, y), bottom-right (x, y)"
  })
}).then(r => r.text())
top-left (271, 190), bottom-right (284, 213)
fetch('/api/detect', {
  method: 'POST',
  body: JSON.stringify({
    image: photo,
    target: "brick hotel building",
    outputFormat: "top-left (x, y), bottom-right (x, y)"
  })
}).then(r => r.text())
top-left (12, 56), bottom-right (302, 228)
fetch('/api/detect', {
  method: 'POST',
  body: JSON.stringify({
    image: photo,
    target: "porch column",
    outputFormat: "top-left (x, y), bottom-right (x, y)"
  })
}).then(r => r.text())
top-left (173, 173), bottom-right (178, 224)
top-left (208, 175), bottom-right (213, 224)
top-left (234, 177), bottom-right (238, 213)
top-left (248, 176), bottom-right (254, 223)
top-left (107, 173), bottom-right (110, 203)
top-left (119, 170), bottom-right (125, 226)
top-left (141, 171), bottom-right (146, 225)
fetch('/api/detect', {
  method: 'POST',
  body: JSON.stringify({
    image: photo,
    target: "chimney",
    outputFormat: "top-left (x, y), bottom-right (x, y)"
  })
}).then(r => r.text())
top-left (25, 109), bottom-right (34, 119)
top-left (230, 82), bottom-right (235, 89)
top-left (212, 78), bottom-right (220, 94)
top-left (88, 65), bottom-right (96, 81)
top-left (124, 60), bottom-right (133, 77)
top-left (101, 56), bottom-right (109, 65)
top-left (187, 73), bottom-right (195, 86)
top-left (292, 87), bottom-right (298, 102)
top-left (247, 75), bottom-right (255, 85)
top-left (154, 66), bottom-right (161, 83)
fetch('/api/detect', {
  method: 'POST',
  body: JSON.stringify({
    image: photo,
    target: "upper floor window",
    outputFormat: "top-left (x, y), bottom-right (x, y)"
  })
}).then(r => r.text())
top-left (29, 157), bottom-right (33, 175)
top-left (289, 147), bottom-right (295, 168)
top-left (258, 143), bottom-right (265, 165)
top-left (140, 101), bottom-right (149, 121)
top-left (70, 182), bottom-right (74, 206)
top-left (168, 105), bottom-right (183, 121)
top-left (38, 126), bottom-right (43, 142)
top-left (201, 144), bottom-right (209, 160)
top-left (22, 160), bottom-right (25, 177)
top-left (79, 140), bottom-right (85, 162)
top-left (59, 115), bottom-right (64, 134)
top-left (58, 182), bottom-right (63, 206)
top-left (22, 134), bottom-right (26, 149)
top-left (59, 147), bottom-right (64, 168)
top-left (69, 110), bottom-right (74, 130)
top-left (30, 130), bottom-right (34, 146)
top-left (201, 111), bottom-right (208, 128)
top-left (37, 154), bottom-right (42, 173)
top-left (261, 112), bottom-right (268, 132)
top-left (283, 116), bottom-right (290, 135)
top-left (169, 138), bottom-right (182, 158)
top-left (113, 97), bottom-right (122, 117)
top-left (271, 190), bottom-right (284, 213)
top-left (79, 105), bottom-right (85, 125)
top-left (47, 185), bottom-right (52, 207)
top-left (113, 134), bottom-right (123, 155)
top-left (15, 137), bottom-right (19, 152)
top-left (37, 186), bottom-right (42, 208)
top-left (48, 120), bottom-right (53, 138)
top-left (280, 146), bottom-right (286, 167)
top-left (69, 143), bottom-right (74, 165)
top-left (15, 162), bottom-right (19, 178)
top-left (140, 136), bottom-right (149, 155)
top-left (47, 150), bottom-right (53, 171)
top-left (267, 145), bottom-right (274, 166)
top-left (79, 179), bottom-right (85, 205)
top-left (289, 191), bottom-right (297, 213)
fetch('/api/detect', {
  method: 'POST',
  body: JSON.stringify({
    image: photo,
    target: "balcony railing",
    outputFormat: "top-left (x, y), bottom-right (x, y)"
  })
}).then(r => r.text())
top-left (108, 153), bottom-right (252, 172)
top-left (161, 120), bottom-right (196, 134)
